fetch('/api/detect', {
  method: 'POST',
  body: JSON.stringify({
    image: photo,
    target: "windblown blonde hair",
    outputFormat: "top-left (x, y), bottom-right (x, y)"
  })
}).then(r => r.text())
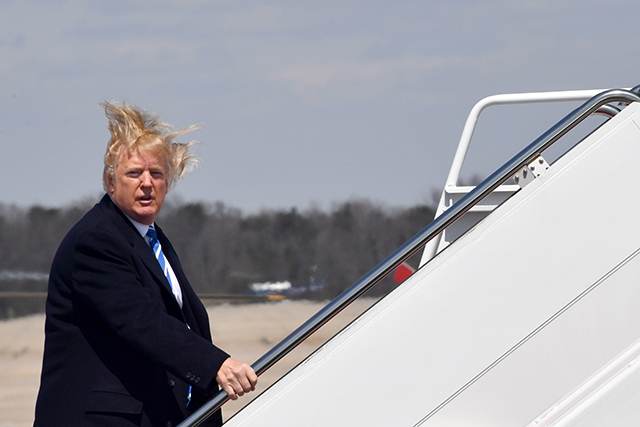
top-left (101, 101), bottom-right (200, 191)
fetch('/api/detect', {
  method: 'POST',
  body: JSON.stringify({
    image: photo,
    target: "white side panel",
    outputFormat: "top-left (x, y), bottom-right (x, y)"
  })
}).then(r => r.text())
top-left (550, 351), bottom-right (640, 426)
top-left (424, 249), bottom-right (640, 426)
top-left (224, 103), bottom-right (640, 427)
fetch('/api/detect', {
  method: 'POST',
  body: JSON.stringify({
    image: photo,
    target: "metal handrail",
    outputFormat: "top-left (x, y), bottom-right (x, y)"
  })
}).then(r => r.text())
top-left (178, 88), bottom-right (640, 427)
top-left (594, 104), bottom-right (621, 118)
top-left (442, 89), bottom-right (610, 192)
top-left (421, 92), bottom-right (624, 265)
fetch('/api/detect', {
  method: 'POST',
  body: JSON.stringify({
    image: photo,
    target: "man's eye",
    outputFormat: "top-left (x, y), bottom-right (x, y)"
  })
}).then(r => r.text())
top-left (126, 171), bottom-right (141, 177)
top-left (151, 171), bottom-right (164, 179)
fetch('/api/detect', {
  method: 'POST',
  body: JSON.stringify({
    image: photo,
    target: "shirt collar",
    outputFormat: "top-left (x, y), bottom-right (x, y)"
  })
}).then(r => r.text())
top-left (109, 195), bottom-right (154, 238)
top-left (127, 216), bottom-right (153, 238)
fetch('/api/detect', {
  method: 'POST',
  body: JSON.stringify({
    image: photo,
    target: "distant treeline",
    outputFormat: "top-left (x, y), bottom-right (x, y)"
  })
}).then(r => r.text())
top-left (0, 197), bottom-right (435, 318)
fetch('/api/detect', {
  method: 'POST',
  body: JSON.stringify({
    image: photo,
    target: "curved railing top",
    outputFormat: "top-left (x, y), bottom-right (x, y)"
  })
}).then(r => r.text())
top-left (443, 89), bottom-right (608, 190)
top-left (178, 88), bottom-right (640, 427)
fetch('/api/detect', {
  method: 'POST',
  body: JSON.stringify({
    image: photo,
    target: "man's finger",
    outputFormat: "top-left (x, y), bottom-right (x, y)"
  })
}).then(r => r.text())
top-left (223, 382), bottom-right (239, 400)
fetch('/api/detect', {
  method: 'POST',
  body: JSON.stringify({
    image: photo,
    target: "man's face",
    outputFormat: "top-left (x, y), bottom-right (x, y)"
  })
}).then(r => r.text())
top-left (107, 149), bottom-right (169, 225)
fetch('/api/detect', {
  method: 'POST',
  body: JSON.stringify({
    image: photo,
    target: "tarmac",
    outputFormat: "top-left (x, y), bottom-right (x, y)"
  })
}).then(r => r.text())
top-left (0, 298), bottom-right (376, 426)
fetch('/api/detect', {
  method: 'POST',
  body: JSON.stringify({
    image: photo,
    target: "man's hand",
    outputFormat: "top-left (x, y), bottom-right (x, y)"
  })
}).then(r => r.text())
top-left (216, 358), bottom-right (258, 400)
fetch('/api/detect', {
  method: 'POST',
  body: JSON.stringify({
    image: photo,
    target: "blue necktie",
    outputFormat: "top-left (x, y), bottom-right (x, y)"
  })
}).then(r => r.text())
top-left (146, 226), bottom-right (192, 406)
top-left (146, 226), bottom-right (182, 305)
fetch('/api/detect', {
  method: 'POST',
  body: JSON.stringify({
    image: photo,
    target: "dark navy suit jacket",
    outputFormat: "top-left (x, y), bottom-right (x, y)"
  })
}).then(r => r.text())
top-left (35, 195), bottom-right (229, 427)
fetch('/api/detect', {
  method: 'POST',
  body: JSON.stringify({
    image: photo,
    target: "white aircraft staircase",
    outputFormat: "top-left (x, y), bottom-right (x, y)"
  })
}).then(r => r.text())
top-left (180, 87), bottom-right (640, 426)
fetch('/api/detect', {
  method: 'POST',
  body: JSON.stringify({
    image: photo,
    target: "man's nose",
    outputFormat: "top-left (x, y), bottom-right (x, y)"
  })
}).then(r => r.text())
top-left (140, 171), bottom-right (153, 187)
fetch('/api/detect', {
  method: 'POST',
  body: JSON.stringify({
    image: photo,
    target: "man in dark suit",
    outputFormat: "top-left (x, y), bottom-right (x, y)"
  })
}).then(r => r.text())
top-left (34, 102), bottom-right (257, 426)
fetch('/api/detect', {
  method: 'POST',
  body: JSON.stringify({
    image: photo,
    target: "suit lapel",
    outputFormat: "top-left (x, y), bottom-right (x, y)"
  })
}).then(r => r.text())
top-left (135, 238), bottom-right (177, 301)
top-left (155, 225), bottom-right (207, 338)
top-left (100, 196), bottom-right (183, 316)
top-left (99, 195), bottom-right (210, 339)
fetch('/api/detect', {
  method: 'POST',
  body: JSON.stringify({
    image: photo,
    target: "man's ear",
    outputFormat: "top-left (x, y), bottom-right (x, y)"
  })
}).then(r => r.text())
top-left (106, 173), bottom-right (115, 195)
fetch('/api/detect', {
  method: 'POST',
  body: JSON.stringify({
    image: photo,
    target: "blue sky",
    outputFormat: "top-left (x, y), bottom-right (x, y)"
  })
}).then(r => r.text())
top-left (1, 0), bottom-right (639, 212)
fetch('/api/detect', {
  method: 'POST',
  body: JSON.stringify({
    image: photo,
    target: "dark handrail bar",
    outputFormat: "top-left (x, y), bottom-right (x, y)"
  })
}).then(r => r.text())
top-left (594, 104), bottom-right (621, 118)
top-left (178, 88), bottom-right (640, 427)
